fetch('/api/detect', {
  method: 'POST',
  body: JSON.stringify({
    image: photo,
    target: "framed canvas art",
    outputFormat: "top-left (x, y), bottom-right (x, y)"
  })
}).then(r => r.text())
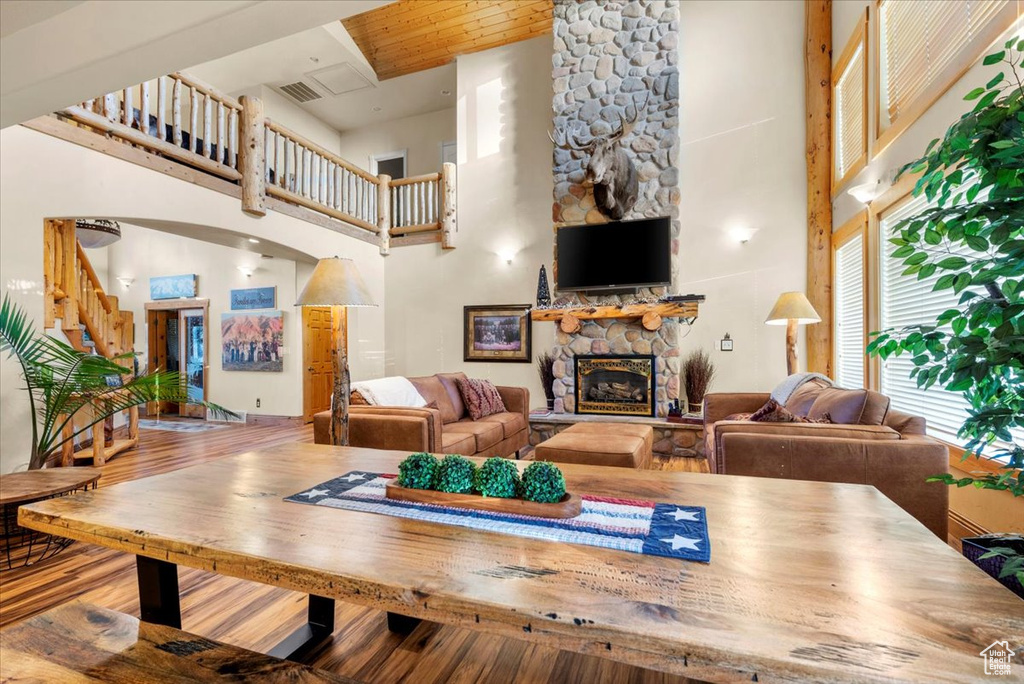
top-left (464, 305), bottom-right (532, 363)
top-left (230, 286), bottom-right (277, 310)
top-left (221, 311), bottom-right (284, 372)
top-left (149, 274), bottom-right (197, 300)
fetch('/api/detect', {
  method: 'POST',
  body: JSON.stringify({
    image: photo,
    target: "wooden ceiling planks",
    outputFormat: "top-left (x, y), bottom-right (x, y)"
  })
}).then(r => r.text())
top-left (342, 0), bottom-right (553, 81)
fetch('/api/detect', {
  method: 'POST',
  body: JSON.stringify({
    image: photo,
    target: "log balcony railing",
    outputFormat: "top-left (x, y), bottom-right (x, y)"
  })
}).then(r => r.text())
top-left (46, 72), bottom-right (456, 253)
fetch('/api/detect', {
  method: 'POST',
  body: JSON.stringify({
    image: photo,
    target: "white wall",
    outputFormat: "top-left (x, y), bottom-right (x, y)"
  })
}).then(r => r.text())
top-left (0, 125), bottom-right (385, 473)
top-left (337, 107), bottom-right (456, 176)
top-left (380, 4), bottom-right (809, 400)
top-left (383, 36), bottom-right (555, 405)
top-left (235, 85), bottom-right (344, 157)
top-left (107, 225), bottom-right (306, 418)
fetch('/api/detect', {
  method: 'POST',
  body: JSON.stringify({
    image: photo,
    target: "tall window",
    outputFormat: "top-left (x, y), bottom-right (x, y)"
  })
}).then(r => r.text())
top-left (876, 0), bottom-right (1015, 152)
top-left (833, 11), bottom-right (867, 192)
top-left (878, 195), bottom-right (975, 445)
top-left (833, 228), bottom-right (866, 389)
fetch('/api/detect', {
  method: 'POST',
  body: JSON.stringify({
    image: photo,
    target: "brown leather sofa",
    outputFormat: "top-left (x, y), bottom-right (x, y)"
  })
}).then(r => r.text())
top-left (703, 382), bottom-right (949, 539)
top-left (314, 372), bottom-right (529, 458)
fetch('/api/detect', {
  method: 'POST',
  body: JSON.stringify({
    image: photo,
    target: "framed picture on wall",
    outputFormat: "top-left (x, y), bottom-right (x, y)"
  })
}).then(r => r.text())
top-left (221, 311), bottom-right (284, 372)
top-left (464, 305), bottom-right (532, 363)
top-left (150, 274), bottom-right (197, 300)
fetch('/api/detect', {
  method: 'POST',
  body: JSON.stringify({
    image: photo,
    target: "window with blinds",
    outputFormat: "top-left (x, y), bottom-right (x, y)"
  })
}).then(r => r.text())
top-left (878, 0), bottom-right (1013, 137)
top-left (879, 195), bottom-right (978, 445)
top-left (833, 18), bottom-right (866, 189)
top-left (834, 233), bottom-right (865, 389)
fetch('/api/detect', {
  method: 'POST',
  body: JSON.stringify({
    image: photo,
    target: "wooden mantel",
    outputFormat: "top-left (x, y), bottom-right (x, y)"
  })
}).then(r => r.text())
top-left (531, 301), bottom-right (698, 333)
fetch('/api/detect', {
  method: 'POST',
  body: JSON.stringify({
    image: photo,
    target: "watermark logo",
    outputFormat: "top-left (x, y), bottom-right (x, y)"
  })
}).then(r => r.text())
top-left (981, 641), bottom-right (1015, 677)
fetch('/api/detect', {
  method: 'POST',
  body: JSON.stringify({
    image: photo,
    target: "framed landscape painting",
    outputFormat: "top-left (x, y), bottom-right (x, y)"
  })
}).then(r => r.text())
top-left (150, 274), bottom-right (197, 300)
top-left (221, 311), bottom-right (284, 372)
top-left (464, 305), bottom-right (531, 362)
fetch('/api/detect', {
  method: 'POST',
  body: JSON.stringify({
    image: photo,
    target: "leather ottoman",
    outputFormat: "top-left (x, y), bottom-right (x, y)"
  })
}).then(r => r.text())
top-left (534, 423), bottom-right (653, 469)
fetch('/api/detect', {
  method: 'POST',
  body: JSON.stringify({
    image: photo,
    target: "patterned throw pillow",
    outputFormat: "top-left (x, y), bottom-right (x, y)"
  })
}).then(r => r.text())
top-left (750, 399), bottom-right (832, 424)
top-left (456, 378), bottom-right (507, 420)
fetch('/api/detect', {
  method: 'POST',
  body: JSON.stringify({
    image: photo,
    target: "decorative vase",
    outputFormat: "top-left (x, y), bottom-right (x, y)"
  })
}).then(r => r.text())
top-left (687, 401), bottom-right (702, 415)
top-left (546, 397), bottom-right (555, 411)
top-left (536, 265), bottom-right (551, 307)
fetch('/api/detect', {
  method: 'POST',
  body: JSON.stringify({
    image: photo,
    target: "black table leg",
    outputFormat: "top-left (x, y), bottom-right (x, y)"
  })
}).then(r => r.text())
top-left (136, 556), bottom-right (181, 629)
top-left (387, 611), bottom-right (421, 635)
top-left (267, 594), bottom-right (336, 662)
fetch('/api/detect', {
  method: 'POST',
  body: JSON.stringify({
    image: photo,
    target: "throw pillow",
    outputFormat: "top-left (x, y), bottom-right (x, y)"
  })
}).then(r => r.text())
top-left (350, 390), bottom-right (369, 405)
top-left (456, 378), bottom-right (507, 420)
top-left (750, 398), bottom-right (833, 424)
top-left (724, 412), bottom-right (754, 421)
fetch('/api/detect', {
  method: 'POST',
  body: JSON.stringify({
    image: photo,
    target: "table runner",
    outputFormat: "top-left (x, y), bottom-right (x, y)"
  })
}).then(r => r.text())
top-left (286, 471), bottom-right (710, 562)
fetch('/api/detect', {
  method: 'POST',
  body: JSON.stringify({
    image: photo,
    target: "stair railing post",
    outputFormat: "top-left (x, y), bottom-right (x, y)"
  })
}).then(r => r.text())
top-left (239, 95), bottom-right (266, 217)
top-left (440, 162), bottom-right (456, 250)
top-left (378, 173), bottom-right (391, 256)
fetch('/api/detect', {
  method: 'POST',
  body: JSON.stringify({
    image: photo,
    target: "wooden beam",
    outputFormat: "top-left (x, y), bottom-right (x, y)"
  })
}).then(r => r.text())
top-left (377, 173), bottom-right (391, 256)
top-left (804, 0), bottom-right (832, 377)
top-left (531, 301), bottom-right (698, 323)
top-left (239, 95), bottom-right (266, 217)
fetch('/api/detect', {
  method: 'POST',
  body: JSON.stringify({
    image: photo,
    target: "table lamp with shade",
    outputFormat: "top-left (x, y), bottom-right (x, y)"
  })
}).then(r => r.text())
top-left (765, 291), bottom-right (821, 376)
top-left (295, 257), bottom-right (376, 446)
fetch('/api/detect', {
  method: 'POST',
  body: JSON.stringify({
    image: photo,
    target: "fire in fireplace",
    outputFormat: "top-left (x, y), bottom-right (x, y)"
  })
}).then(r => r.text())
top-left (574, 354), bottom-right (655, 417)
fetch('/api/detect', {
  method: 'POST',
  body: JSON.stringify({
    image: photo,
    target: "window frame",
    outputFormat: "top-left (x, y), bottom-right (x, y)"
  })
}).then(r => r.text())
top-left (831, 210), bottom-right (869, 388)
top-left (872, 0), bottom-right (1020, 158)
top-left (832, 8), bottom-right (869, 197)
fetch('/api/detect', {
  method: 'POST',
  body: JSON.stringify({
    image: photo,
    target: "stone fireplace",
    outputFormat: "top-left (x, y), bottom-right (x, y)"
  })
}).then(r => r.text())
top-left (549, 0), bottom-right (682, 419)
top-left (575, 354), bottom-right (655, 416)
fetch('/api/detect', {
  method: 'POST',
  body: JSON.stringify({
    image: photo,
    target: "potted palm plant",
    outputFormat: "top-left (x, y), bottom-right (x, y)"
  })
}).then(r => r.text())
top-left (866, 38), bottom-right (1023, 597)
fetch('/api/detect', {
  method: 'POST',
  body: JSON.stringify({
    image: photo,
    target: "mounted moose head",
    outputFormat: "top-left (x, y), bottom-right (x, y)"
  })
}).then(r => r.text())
top-left (550, 94), bottom-right (648, 220)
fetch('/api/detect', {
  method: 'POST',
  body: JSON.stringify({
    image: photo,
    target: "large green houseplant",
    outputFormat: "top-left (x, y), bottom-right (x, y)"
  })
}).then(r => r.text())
top-left (1, 294), bottom-right (231, 470)
top-left (866, 38), bottom-right (1024, 589)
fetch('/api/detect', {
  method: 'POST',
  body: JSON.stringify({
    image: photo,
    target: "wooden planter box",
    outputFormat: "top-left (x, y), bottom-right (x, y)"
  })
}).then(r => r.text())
top-left (385, 483), bottom-right (581, 519)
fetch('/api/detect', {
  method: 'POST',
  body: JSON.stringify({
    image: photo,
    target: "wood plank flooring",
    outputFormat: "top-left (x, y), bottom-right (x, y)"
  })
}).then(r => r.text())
top-left (0, 420), bottom-right (699, 683)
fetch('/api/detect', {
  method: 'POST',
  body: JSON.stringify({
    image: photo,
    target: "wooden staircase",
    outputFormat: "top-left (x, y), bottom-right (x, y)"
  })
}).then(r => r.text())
top-left (43, 219), bottom-right (133, 358)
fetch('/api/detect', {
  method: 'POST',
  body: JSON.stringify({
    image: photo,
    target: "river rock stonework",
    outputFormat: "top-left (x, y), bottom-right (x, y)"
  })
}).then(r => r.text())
top-left (550, 0), bottom-right (681, 417)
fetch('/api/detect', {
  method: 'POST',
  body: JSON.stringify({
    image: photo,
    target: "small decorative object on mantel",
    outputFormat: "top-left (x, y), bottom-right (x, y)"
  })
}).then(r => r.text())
top-left (683, 349), bottom-right (716, 414)
top-left (537, 351), bottom-right (556, 411)
top-left (464, 305), bottom-right (532, 362)
top-left (536, 265), bottom-right (551, 307)
top-left (386, 455), bottom-right (581, 519)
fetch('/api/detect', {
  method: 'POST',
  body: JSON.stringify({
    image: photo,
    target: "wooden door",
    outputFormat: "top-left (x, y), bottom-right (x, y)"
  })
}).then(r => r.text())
top-left (178, 308), bottom-right (207, 418)
top-left (147, 309), bottom-right (177, 415)
top-left (302, 306), bottom-right (338, 423)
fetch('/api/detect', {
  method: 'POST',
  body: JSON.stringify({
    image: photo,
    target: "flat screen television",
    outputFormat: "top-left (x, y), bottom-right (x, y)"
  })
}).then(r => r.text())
top-left (555, 217), bottom-right (671, 292)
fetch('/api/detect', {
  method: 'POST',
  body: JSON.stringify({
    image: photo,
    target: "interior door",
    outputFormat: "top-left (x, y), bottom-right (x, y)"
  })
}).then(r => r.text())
top-left (303, 306), bottom-right (336, 422)
top-left (178, 308), bottom-right (207, 418)
top-left (147, 309), bottom-right (178, 415)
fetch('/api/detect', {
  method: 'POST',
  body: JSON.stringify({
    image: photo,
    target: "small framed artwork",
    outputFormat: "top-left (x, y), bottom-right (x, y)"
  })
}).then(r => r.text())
top-left (464, 305), bottom-right (532, 363)
top-left (150, 274), bottom-right (197, 300)
top-left (230, 286), bottom-right (276, 310)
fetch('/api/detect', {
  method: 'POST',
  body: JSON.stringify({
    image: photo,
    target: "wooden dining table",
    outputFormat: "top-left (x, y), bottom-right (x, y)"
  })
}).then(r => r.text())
top-left (17, 443), bottom-right (1024, 683)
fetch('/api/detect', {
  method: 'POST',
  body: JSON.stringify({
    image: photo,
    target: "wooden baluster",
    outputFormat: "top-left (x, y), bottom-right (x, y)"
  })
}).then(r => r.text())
top-left (103, 93), bottom-right (118, 124)
top-left (311, 153), bottom-right (320, 203)
top-left (419, 182), bottom-right (426, 225)
top-left (322, 158), bottom-right (329, 206)
top-left (229, 108), bottom-right (238, 169)
top-left (122, 86), bottom-right (133, 128)
top-left (326, 162), bottom-right (335, 208)
top-left (392, 184), bottom-right (399, 228)
top-left (217, 102), bottom-right (225, 164)
top-left (404, 185), bottom-right (411, 226)
top-left (300, 147), bottom-right (309, 197)
top-left (43, 220), bottom-right (56, 329)
top-left (335, 167), bottom-right (343, 210)
top-left (190, 87), bottom-right (199, 153)
top-left (172, 79), bottom-right (182, 146)
top-left (264, 126), bottom-right (273, 182)
top-left (157, 76), bottom-right (166, 141)
top-left (283, 138), bottom-right (292, 191)
top-left (140, 82), bottom-right (150, 136)
top-left (203, 94), bottom-right (212, 159)
top-left (83, 98), bottom-right (94, 113)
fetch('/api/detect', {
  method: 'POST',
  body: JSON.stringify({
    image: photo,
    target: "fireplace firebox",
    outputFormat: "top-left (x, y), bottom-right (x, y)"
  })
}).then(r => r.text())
top-left (574, 354), bottom-right (656, 416)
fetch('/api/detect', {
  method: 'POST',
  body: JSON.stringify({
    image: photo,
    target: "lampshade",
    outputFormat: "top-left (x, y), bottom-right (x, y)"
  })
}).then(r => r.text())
top-left (295, 257), bottom-right (376, 307)
top-left (765, 291), bottom-right (820, 325)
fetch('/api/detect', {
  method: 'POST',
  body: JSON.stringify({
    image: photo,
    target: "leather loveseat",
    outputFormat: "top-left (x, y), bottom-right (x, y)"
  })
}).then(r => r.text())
top-left (703, 381), bottom-right (949, 539)
top-left (314, 372), bottom-right (529, 458)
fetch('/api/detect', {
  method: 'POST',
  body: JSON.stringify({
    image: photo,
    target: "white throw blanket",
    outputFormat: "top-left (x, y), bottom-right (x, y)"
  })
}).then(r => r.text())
top-left (352, 377), bottom-right (426, 407)
top-left (770, 372), bottom-right (834, 405)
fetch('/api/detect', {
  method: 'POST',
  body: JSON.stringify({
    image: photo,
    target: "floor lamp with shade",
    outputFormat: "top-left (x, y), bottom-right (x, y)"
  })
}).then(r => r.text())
top-left (295, 257), bottom-right (376, 446)
top-left (765, 292), bottom-right (821, 376)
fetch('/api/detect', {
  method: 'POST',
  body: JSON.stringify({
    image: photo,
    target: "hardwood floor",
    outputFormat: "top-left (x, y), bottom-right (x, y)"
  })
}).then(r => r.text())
top-left (0, 420), bottom-right (698, 683)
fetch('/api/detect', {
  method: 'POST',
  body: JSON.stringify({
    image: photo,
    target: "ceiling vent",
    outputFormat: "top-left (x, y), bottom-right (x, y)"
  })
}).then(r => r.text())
top-left (308, 63), bottom-right (374, 97)
top-left (278, 81), bottom-right (323, 103)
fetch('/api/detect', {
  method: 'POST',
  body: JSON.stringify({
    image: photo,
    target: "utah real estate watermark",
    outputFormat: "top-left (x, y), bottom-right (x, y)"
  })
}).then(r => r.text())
top-left (981, 641), bottom-right (1015, 677)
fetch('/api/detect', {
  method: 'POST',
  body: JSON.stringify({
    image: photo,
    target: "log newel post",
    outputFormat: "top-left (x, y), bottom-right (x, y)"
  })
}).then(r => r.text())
top-left (804, 0), bottom-right (832, 376)
top-left (440, 162), bottom-right (457, 250)
top-left (239, 95), bottom-right (266, 217)
top-left (378, 173), bottom-right (392, 256)
top-left (330, 305), bottom-right (350, 447)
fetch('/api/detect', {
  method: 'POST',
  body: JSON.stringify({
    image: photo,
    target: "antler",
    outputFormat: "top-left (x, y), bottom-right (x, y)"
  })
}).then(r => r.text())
top-left (609, 91), bottom-right (650, 141)
top-left (548, 122), bottom-right (594, 151)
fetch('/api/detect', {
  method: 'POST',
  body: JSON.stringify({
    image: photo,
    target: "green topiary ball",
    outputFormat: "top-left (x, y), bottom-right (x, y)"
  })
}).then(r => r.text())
top-left (473, 457), bottom-right (521, 498)
top-left (435, 455), bottom-right (477, 494)
top-left (520, 461), bottom-right (567, 503)
top-left (397, 452), bottom-right (440, 490)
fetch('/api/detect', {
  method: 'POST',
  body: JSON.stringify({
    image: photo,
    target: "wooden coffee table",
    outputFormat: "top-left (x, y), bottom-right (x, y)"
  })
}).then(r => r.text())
top-left (17, 444), bottom-right (1024, 682)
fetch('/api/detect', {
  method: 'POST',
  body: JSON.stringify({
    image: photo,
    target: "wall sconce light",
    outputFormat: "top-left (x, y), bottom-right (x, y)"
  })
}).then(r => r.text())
top-left (728, 226), bottom-right (758, 244)
top-left (498, 250), bottom-right (517, 265)
top-left (116, 276), bottom-right (135, 290)
top-left (237, 266), bottom-right (255, 277)
top-left (848, 180), bottom-right (886, 205)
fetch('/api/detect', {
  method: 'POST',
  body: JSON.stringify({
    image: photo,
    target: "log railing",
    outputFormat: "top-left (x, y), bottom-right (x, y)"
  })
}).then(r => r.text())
top-left (48, 71), bottom-right (457, 251)
top-left (43, 219), bottom-right (134, 359)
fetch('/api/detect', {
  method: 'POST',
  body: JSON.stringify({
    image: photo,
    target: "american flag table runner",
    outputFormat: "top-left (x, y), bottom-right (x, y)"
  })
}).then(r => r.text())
top-left (286, 471), bottom-right (710, 563)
